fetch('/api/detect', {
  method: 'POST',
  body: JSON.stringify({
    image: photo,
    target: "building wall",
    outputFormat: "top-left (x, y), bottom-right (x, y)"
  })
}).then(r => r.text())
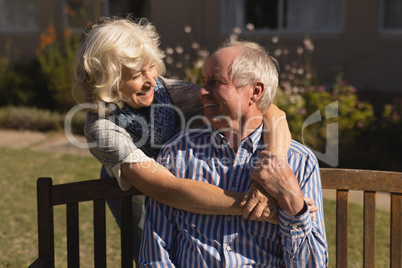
top-left (0, 0), bottom-right (104, 60)
top-left (1, 0), bottom-right (401, 92)
top-left (150, 0), bottom-right (402, 93)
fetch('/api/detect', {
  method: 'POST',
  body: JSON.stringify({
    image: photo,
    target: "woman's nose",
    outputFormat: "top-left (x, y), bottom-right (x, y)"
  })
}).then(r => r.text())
top-left (145, 72), bottom-right (156, 87)
top-left (198, 85), bottom-right (211, 96)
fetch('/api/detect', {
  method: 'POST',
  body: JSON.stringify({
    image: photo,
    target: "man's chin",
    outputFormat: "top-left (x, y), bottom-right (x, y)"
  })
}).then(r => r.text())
top-left (203, 118), bottom-right (232, 131)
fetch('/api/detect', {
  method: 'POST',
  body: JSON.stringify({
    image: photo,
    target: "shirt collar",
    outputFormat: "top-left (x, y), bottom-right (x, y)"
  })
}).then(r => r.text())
top-left (210, 123), bottom-right (264, 153)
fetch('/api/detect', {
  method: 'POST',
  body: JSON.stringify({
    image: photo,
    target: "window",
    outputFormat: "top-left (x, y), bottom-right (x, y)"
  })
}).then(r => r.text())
top-left (221, 0), bottom-right (343, 33)
top-left (0, 0), bottom-right (38, 31)
top-left (380, 0), bottom-right (402, 31)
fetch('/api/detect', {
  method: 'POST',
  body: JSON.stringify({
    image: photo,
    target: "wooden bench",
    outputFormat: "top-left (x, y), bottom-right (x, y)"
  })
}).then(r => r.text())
top-left (28, 168), bottom-right (402, 268)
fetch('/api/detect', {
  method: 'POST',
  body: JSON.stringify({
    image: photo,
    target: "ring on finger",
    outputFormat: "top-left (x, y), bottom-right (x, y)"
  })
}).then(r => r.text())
top-left (264, 208), bottom-right (270, 214)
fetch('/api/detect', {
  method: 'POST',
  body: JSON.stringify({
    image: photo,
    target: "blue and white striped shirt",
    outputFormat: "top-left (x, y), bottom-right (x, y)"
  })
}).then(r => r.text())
top-left (140, 124), bottom-right (328, 267)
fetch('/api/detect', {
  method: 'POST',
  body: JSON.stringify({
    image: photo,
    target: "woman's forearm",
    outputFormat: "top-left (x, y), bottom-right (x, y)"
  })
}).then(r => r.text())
top-left (121, 162), bottom-right (244, 215)
top-left (263, 104), bottom-right (291, 157)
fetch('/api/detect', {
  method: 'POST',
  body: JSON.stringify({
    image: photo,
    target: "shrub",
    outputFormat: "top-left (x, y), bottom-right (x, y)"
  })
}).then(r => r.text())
top-left (0, 106), bottom-right (86, 134)
top-left (37, 26), bottom-right (81, 112)
top-left (0, 40), bottom-right (51, 108)
top-left (275, 74), bottom-right (376, 153)
top-left (0, 106), bottom-right (63, 132)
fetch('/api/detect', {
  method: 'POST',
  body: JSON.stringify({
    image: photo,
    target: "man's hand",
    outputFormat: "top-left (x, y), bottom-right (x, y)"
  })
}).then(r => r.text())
top-left (251, 150), bottom-right (305, 216)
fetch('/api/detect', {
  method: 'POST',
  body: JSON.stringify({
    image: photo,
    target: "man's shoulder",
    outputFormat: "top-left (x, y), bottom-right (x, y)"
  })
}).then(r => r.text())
top-left (288, 139), bottom-right (319, 164)
top-left (161, 125), bottom-right (212, 149)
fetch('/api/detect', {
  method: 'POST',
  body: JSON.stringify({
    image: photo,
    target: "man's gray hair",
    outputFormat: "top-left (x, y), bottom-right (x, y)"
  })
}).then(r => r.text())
top-left (220, 39), bottom-right (279, 112)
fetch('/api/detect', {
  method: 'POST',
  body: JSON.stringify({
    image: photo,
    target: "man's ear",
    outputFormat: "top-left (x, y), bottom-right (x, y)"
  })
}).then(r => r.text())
top-left (250, 82), bottom-right (265, 104)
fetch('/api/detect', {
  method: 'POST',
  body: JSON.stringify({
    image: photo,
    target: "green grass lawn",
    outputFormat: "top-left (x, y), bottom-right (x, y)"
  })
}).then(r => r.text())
top-left (0, 147), bottom-right (392, 267)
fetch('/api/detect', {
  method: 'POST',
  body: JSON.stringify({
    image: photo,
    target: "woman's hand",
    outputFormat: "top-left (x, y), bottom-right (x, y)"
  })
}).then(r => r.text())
top-left (240, 183), bottom-right (318, 224)
top-left (263, 104), bottom-right (291, 158)
top-left (240, 184), bottom-right (279, 224)
top-left (304, 196), bottom-right (318, 219)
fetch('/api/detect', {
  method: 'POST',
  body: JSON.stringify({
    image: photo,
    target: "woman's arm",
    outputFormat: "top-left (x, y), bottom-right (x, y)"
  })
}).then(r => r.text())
top-left (86, 113), bottom-right (272, 217)
top-left (263, 104), bottom-right (291, 157)
top-left (121, 161), bottom-right (248, 215)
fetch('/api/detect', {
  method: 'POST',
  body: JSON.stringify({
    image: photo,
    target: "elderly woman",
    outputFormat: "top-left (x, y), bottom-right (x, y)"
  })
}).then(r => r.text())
top-left (72, 16), bottom-right (298, 263)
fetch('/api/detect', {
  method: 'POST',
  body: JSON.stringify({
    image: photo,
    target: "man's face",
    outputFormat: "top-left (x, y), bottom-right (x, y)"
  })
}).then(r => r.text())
top-left (199, 47), bottom-right (253, 131)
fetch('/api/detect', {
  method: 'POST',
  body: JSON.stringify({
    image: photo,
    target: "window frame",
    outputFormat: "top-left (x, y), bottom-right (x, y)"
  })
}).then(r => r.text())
top-left (378, 0), bottom-right (402, 34)
top-left (0, 0), bottom-right (39, 32)
top-left (220, 0), bottom-right (344, 35)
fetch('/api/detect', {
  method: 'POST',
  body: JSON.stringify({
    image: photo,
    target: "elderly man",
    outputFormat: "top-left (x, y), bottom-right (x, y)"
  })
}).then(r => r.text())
top-left (139, 40), bottom-right (328, 267)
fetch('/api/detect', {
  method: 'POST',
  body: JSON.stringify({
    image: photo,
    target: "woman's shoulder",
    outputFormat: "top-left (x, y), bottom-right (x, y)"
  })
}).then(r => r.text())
top-left (85, 111), bottom-right (128, 140)
top-left (157, 76), bottom-right (201, 93)
top-left (157, 76), bottom-right (203, 121)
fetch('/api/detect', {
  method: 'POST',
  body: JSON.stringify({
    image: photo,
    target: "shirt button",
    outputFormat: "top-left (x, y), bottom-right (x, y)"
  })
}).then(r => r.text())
top-left (226, 246), bottom-right (232, 251)
top-left (283, 222), bottom-right (289, 227)
top-left (227, 216), bottom-right (232, 221)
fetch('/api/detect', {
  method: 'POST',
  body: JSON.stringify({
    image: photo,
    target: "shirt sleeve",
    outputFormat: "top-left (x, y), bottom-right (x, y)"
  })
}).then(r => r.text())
top-left (85, 113), bottom-right (155, 191)
top-left (279, 155), bottom-right (329, 267)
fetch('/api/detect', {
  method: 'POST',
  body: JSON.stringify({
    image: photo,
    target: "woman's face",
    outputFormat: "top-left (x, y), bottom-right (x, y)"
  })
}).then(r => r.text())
top-left (119, 63), bottom-right (158, 109)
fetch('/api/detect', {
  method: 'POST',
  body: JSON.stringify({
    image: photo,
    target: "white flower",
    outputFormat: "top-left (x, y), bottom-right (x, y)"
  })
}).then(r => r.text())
top-left (303, 38), bottom-right (315, 51)
top-left (245, 23), bottom-right (255, 31)
top-left (274, 49), bottom-right (282, 57)
top-left (176, 62), bottom-right (183, 69)
top-left (165, 47), bottom-right (174, 55)
top-left (297, 47), bottom-right (304, 54)
top-left (283, 48), bottom-right (289, 55)
top-left (198, 49), bottom-right (210, 58)
top-left (233, 26), bottom-right (242, 34)
top-left (184, 26), bottom-right (192, 33)
top-left (271, 36), bottom-right (279, 44)
top-left (175, 45), bottom-right (184, 54)
top-left (165, 56), bottom-right (173, 64)
top-left (191, 42), bottom-right (200, 49)
top-left (229, 34), bottom-right (239, 42)
top-left (298, 68), bottom-right (304, 75)
top-left (194, 59), bottom-right (204, 69)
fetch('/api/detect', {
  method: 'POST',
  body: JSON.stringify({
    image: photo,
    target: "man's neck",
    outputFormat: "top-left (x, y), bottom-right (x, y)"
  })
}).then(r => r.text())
top-left (220, 116), bottom-right (263, 151)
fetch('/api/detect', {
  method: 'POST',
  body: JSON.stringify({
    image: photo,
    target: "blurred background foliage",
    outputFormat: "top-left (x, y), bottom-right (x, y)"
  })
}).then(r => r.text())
top-left (0, 24), bottom-right (401, 171)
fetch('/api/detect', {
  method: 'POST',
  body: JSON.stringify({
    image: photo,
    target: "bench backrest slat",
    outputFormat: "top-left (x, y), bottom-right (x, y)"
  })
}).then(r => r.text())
top-left (390, 193), bottom-right (402, 268)
top-left (66, 203), bottom-right (79, 268)
top-left (336, 189), bottom-right (349, 268)
top-left (363, 191), bottom-right (376, 267)
top-left (93, 199), bottom-right (107, 268)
